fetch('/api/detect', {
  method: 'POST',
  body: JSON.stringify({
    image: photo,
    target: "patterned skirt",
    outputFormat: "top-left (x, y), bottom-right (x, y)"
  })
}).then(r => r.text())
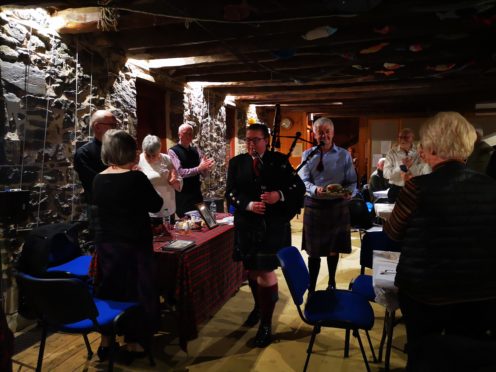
top-left (301, 196), bottom-right (352, 257)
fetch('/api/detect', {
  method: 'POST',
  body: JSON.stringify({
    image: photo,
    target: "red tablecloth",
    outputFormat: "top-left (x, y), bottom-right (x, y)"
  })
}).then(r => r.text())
top-left (153, 222), bottom-right (244, 350)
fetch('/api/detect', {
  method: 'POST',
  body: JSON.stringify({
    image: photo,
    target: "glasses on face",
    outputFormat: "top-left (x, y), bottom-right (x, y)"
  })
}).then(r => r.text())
top-left (399, 135), bottom-right (412, 140)
top-left (245, 137), bottom-right (265, 145)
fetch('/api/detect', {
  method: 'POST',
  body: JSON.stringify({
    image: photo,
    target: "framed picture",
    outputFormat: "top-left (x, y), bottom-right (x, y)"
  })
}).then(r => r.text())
top-left (195, 202), bottom-right (219, 229)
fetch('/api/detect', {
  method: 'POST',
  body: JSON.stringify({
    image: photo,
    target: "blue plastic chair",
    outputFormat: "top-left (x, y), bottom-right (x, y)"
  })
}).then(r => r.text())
top-left (47, 255), bottom-right (92, 279)
top-left (16, 272), bottom-right (147, 372)
top-left (277, 246), bottom-right (375, 372)
top-left (348, 230), bottom-right (401, 370)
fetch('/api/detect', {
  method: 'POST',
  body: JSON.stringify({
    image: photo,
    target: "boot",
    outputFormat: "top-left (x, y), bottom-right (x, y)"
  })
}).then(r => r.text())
top-left (243, 308), bottom-right (260, 327)
top-left (252, 323), bottom-right (272, 348)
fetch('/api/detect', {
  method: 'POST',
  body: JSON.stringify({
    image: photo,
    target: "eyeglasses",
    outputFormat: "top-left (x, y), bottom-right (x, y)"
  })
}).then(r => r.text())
top-left (245, 137), bottom-right (265, 144)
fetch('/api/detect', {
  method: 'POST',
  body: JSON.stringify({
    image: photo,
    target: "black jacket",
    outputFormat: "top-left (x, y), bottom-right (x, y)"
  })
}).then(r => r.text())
top-left (226, 151), bottom-right (305, 255)
top-left (395, 160), bottom-right (496, 304)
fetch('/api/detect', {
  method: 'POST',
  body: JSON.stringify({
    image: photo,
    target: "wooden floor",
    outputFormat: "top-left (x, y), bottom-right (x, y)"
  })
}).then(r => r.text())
top-left (13, 218), bottom-right (407, 371)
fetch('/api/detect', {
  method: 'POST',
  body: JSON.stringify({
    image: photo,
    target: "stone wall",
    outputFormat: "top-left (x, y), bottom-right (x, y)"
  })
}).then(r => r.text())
top-left (0, 8), bottom-right (137, 316)
top-left (183, 84), bottom-right (227, 200)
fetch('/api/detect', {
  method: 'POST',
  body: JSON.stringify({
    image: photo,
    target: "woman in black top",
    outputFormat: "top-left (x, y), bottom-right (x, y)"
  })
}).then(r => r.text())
top-left (92, 130), bottom-right (163, 362)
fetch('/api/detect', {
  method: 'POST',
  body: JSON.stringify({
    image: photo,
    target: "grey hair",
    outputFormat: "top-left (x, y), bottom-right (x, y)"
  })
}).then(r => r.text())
top-left (420, 112), bottom-right (476, 160)
top-left (313, 117), bottom-right (334, 131)
top-left (142, 134), bottom-right (161, 155)
top-left (101, 129), bottom-right (137, 166)
top-left (178, 123), bottom-right (193, 134)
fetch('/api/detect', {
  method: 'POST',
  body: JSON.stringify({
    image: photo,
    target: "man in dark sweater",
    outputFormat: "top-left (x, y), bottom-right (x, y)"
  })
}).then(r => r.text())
top-left (74, 110), bottom-right (117, 204)
top-left (368, 157), bottom-right (389, 200)
top-left (168, 124), bottom-right (214, 217)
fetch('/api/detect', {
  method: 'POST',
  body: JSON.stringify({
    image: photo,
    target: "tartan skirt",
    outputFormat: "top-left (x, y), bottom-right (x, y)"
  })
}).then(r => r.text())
top-left (301, 196), bottom-right (352, 257)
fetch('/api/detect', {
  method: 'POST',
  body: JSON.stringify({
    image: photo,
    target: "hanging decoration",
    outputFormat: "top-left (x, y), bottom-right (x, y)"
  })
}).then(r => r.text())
top-left (383, 62), bottom-right (404, 70)
top-left (427, 63), bottom-right (456, 72)
top-left (360, 42), bottom-right (389, 54)
top-left (375, 70), bottom-right (395, 76)
top-left (374, 25), bottom-right (392, 35)
top-left (352, 64), bottom-right (369, 70)
top-left (302, 26), bottom-right (337, 40)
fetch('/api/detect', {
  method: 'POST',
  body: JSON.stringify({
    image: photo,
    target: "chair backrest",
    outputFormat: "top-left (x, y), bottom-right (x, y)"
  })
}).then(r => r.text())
top-left (16, 272), bottom-right (98, 326)
top-left (348, 197), bottom-right (372, 230)
top-left (360, 231), bottom-right (401, 270)
top-left (17, 223), bottom-right (83, 276)
top-left (277, 246), bottom-right (309, 306)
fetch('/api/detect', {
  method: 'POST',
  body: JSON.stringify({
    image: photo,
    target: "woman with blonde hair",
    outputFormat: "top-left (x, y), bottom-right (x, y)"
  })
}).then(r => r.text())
top-left (385, 112), bottom-right (496, 370)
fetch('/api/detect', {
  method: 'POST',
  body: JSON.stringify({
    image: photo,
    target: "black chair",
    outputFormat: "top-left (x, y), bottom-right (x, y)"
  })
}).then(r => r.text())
top-left (15, 272), bottom-right (149, 371)
top-left (348, 230), bottom-right (402, 370)
top-left (277, 246), bottom-right (375, 372)
top-left (348, 197), bottom-right (373, 239)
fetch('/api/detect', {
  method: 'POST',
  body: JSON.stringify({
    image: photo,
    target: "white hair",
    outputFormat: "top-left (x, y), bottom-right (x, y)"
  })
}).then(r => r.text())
top-left (141, 134), bottom-right (161, 155)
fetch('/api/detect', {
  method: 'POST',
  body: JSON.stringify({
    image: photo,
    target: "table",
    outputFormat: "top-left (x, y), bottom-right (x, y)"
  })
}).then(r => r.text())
top-left (374, 203), bottom-right (395, 221)
top-left (373, 250), bottom-right (401, 371)
top-left (153, 223), bottom-right (244, 350)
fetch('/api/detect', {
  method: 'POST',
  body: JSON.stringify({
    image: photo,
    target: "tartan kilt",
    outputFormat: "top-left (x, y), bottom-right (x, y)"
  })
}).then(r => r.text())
top-left (302, 196), bottom-right (352, 257)
top-left (233, 213), bottom-right (290, 271)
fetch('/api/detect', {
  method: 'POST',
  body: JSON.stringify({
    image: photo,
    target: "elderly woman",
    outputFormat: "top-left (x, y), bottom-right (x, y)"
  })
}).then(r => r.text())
top-left (298, 117), bottom-right (357, 292)
top-left (92, 130), bottom-right (163, 363)
top-left (384, 112), bottom-right (496, 370)
top-left (138, 135), bottom-right (182, 225)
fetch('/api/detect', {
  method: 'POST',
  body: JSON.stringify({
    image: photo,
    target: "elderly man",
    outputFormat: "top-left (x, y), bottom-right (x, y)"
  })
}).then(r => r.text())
top-left (168, 124), bottom-right (214, 217)
top-left (74, 110), bottom-right (117, 204)
top-left (369, 157), bottom-right (390, 199)
top-left (383, 128), bottom-right (430, 203)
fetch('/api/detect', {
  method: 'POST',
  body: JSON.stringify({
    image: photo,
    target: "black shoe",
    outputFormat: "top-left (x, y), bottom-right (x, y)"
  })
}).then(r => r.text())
top-left (119, 349), bottom-right (146, 365)
top-left (97, 342), bottom-right (118, 362)
top-left (252, 325), bottom-right (272, 348)
top-left (243, 308), bottom-right (260, 327)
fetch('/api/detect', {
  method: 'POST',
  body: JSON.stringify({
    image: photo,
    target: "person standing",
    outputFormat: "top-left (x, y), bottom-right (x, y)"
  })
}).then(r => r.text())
top-left (168, 124), bottom-right (214, 217)
top-left (138, 135), bottom-right (182, 225)
top-left (298, 117), bottom-right (356, 293)
top-left (92, 130), bottom-right (163, 363)
top-left (74, 110), bottom-right (118, 204)
top-left (226, 123), bottom-right (305, 348)
top-left (383, 128), bottom-right (430, 203)
top-left (384, 112), bottom-right (496, 370)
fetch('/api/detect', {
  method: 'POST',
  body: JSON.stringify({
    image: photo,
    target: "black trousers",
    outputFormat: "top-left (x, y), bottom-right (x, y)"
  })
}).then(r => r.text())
top-left (399, 291), bottom-right (496, 371)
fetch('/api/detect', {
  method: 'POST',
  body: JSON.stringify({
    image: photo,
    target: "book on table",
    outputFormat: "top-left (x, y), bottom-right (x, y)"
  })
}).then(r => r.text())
top-left (161, 240), bottom-right (196, 251)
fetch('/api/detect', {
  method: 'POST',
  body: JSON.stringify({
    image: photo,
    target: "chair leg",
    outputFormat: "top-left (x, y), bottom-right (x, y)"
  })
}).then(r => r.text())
top-left (36, 326), bottom-right (47, 372)
top-left (107, 334), bottom-right (116, 372)
top-left (83, 334), bottom-right (93, 360)
top-left (384, 310), bottom-right (396, 372)
top-left (304, 326), bottom-right (319, 372)
top-left (344, 329), bottom-right (351, 357)
top-left (365, 330), bottom-right (377, 362)
top-left (353, 329), bottom-right (371, 372)
top-left (378, 309), bottom-right (389, 362)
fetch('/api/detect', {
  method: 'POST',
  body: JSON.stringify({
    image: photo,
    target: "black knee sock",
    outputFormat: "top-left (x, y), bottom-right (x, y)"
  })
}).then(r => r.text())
top-left (248, 278), bottom-right (259, 311)
top-left (257, 283), bottom-right (278, 326)
top-left (308, 257), bottom-right (321, 293)
top-left (327, 255), bottom-right (339, 288)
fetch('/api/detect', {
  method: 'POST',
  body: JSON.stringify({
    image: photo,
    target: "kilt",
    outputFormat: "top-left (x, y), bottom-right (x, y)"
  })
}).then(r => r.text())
top-left (233, 213), bottom-right (290, 271)
top-left (301, 196), bottom-right (352, 257)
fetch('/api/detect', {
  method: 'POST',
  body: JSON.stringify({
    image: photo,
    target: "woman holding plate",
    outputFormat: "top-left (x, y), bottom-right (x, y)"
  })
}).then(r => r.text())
top-left (298, 117), bottom-right (357, 292)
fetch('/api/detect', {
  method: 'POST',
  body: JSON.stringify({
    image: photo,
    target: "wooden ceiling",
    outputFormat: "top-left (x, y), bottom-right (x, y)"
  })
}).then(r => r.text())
top-left (2, 0), bottom-right (496, 117)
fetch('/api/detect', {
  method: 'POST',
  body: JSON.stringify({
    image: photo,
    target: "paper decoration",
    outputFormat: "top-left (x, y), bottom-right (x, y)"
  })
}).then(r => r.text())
top-left (384, 63), bottom-right (404, 70)
top-left (376, 70), bottom-right (395, 76)
top-left (352, 64), bottom-right (369, 70)
top-left (360, 42), bottom-right (389, 54)
top-left (427, 64), bottom-right (456, 72)
top-left (374, 25), bottom-right (392, 35)
top-left (302, 26), bottom-right (338, 41)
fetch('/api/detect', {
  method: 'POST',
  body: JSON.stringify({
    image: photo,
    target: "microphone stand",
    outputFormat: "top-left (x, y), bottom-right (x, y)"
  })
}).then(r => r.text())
top-left (295, 142), bottom-right (324, 173)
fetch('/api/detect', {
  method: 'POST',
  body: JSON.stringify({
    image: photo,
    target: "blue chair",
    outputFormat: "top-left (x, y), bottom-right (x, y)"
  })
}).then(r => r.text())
top-left (277, 246), bottom-right (375, 372)
top-left (15, 272), bottom-right (148, 371)
top-left (46, 255), bottom-right (92, 279)
top-left (348, 230), bottom-right (401, 370)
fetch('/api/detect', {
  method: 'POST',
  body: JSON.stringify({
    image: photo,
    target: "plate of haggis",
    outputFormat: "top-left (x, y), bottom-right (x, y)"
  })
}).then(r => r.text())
top-left (320, 184), bottom-right (351, 199)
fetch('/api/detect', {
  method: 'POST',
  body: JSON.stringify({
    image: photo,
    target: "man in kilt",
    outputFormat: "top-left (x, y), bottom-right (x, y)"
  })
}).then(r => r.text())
top-left (298, 117), bottom-right (357, 292)
top-left (226, 123), bottom-right (305, 347)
